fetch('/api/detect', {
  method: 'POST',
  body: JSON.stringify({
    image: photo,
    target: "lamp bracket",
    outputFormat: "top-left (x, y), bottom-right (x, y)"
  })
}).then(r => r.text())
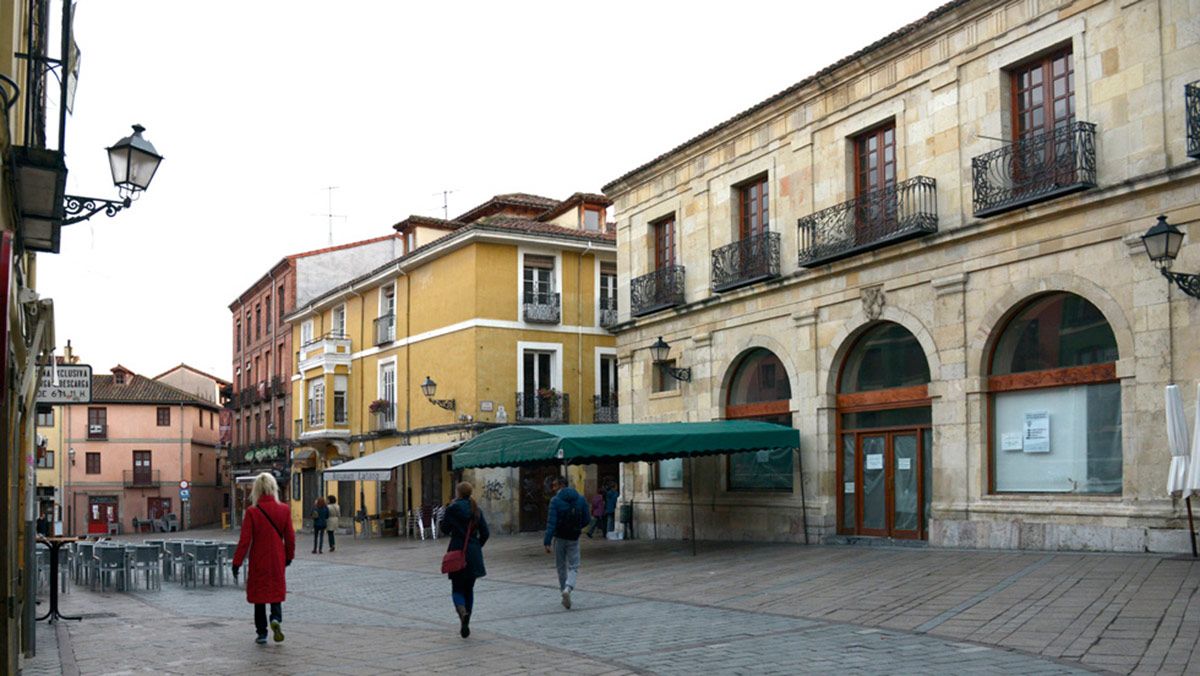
top-left (1163, 268), bottom-right (1200, 299)
top-left (428, 397), bottom-right (456, 411)
top-left (62, 194), bottom-right (133, 225)
top-left (658, 363), bottom-right (692, 383)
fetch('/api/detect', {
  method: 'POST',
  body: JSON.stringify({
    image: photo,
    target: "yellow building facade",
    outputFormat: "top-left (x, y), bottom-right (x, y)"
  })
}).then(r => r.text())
top-left (287, 193), bottom-right (618, 534)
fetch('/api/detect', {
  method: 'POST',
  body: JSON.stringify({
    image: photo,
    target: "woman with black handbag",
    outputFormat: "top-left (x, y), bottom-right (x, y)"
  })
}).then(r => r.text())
top-left (439, 482), bottom-right (490, 638)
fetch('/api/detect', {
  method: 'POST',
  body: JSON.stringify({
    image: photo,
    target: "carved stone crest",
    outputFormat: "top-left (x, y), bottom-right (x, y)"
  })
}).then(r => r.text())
top-left (862, 287), bottom-right (886, 321)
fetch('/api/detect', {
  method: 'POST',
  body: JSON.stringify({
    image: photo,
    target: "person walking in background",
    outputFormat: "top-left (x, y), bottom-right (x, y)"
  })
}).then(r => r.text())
top-left (543, 475), bottom-right (589, 609)
top-left (325, 495), bottom-right (340, 553)
top-left (232, 472), bottom-right (295, 645)
top-left (604, 480), bottom-right (620, 535)
top-left (311, 497), bottom-right (329, 554)
top-left (440, 481), bottom-right (490, 638)
top-left (585, 489), bottom-right (606, 538)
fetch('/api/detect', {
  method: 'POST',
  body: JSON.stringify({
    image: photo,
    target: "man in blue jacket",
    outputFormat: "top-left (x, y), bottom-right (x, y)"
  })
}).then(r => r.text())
top-left (543, 475), bottom-right (589, 609)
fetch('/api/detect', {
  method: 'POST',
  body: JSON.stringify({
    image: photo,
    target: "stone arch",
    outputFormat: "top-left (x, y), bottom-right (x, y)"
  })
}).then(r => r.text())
top-left (716, 333), bottom-right (802, 415)
top-left (969, 273), bottom-right (1134, 380)
top-left (822, 305), bottom-right (941, 399)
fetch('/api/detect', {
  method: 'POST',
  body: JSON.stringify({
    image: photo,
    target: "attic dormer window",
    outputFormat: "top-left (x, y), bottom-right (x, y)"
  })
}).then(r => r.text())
top-left (114, 371), bottom-right (126, 384)
top-left (584, 206), bottom-right (602, 231)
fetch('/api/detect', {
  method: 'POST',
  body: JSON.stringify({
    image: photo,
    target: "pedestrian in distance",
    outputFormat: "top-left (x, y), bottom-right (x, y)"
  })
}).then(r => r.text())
top-left (604, 480), bottom-right (620, 535)
top-left (232, 472), bottom-right (295, 645)
top-left (585, 489), bottom-right (606, 538)
top-left (325, 495), bottom-right (340, 553)
top-left (543, 475), bottom-right (589, 609)
top-left (311, 497), bottom-right (329, 554)
top-left (440, 481), bottom-right (490, 638)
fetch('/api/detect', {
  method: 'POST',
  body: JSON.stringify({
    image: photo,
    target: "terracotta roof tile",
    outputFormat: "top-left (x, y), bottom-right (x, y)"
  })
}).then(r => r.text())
top-left (602, 0), bottom-right (970, 192)
top-left (537, 192), bottom-right (612, 222)
top-left (455, 193), bottom-right (561, 223)
top-left (92, 373), bottom-right (218, 408)
top-left (151, 363), bottom-right (231, 386)
top-left (392, 214), bottom-right (466, 233)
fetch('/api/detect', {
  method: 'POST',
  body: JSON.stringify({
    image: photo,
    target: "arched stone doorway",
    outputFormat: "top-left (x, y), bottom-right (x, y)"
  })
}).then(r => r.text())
top-left (724, 348), bottom-right (793, 491)
top-left (837, 322), bottom-right (931, 539)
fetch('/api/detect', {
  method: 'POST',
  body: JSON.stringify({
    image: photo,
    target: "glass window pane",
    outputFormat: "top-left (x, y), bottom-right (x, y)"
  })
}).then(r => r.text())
top-left (657, 458), bottom-right (683, 489)
top-left (728, 448), bottom-right (793, 491)
top-left (728, 349), bottom-right (791, 404)
top-left (992, 383), bottom-right (1121, 494)
top-left (893, 434), bottom-right (918, 531)
top-left (842, 434), bottom-right (856, 529)
top-left (861, 436), bottom-right (886, 530)
top-left (991, 293), bottom-right (1118, 374)
top-left (922, 429), bottom-right (932, 533)
top-left (839, 322), bottom-right (930, 393)
top-left (841, 406), bottom-right (931, 430)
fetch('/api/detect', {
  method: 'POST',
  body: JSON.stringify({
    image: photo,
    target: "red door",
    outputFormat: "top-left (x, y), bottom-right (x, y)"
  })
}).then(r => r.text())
top-left (88, 497), bottom-right (118, 534)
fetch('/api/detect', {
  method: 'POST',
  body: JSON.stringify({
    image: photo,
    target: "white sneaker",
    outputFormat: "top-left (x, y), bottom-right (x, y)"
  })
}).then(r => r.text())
top-left (561, 588), bottom-right (572, 609)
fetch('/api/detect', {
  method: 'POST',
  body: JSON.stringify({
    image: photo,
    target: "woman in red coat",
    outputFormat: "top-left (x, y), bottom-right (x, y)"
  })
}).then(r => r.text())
top-left (232, 472), bottom-right (296, 644)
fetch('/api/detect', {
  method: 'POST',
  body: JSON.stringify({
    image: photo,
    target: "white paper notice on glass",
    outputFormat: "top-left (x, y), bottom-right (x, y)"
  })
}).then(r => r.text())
top-left (1001, 432), bottom-right (1023, 451)
top-left (844, 482), bottom-right (855, 494)
top-left (866, 454), bottom-right (884, 470)
top-left (897, 457), bottom-right (912, 470)
top-left (1023, 410), bottom-right (1050, 453)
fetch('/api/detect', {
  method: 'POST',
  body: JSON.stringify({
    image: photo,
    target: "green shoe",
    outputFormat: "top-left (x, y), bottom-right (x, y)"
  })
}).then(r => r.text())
top-left (270, 619), bottom-right (284, 643)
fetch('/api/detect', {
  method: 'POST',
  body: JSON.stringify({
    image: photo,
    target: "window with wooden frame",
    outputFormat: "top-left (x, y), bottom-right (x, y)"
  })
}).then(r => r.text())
top-left (652, 215), bottom-right (676, 271)
top-left (255, 304), bottom-right (262, 339)
top-left (85, 452), bottom-right (101, 474)
top-left (236, 321), bottom-right (241, 351)
top-left (583, 206), bottom-right (603, 231)
top-left (1011, 47), bottom-right (1074, 139)
top-left (156, 406), bottom-right (170, 427)
top-left (36, 408), bottom-right (53, 427)
top-left (988, 292), bottom-right (1120, 495)
top-left (277, 285), bottom-right (286, 321)
top-left (736, 175), bottom-right (769, 240)
top-left (854, 123), bottom-right (896, 198)
top-left (265, 297), bottom-right (272, 331)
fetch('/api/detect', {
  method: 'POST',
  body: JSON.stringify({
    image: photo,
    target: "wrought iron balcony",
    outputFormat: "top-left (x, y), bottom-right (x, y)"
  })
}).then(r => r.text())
top-left (599, 297), bottom-right (618, 328)
top-left (87, 423), bottom-right (106, 440)
top-left (631, 265), bottom-right (685, 317)
top-left (1188, 81), bottom-right (1200, 160)
top-left (374, 314), bottom-right (396, 345)
top-left (972, 121), bottom-right (1097, 217)
top-left (270, 375), bottom-right (287, 398)
top-left (797, 176), bottom-right (937, 267)
top-left (516, 391), bottom-right (569, 423)
top-left (593, 394), bottom-right (618, 423)
top-left (122, 469), bottom-right (161, 488)
top-left (711, 232), bottom-right (780, 293)
top-left (523, 292), bottom-right (561, 324)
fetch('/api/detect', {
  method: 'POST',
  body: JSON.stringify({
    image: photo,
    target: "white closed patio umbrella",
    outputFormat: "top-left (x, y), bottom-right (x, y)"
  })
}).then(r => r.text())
top-left (1166, 384), bottom-right (1190, 497)
top-left (1180, 383), bottom-right (1200, 558)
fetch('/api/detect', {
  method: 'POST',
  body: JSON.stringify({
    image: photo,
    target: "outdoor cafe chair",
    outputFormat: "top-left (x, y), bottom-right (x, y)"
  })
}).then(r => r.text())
top-left (177, 542), bottom-right (198, 585)
top-left (73, 542), bottom-right (96, 587)
top-left (129, 545), bottom-right (162, 591)
top-left (94, 545), bottom-right (128, 592)
top-left (217, 543), bottom-right (240, 586)
top-left (56, 546), bottom-right (71, 596)
top-left (184, 544), bottom-right (221, 588)
top-left (35, 544), bottom-right (48, 595)
top-left (163, 541), bottom-right (185, 582)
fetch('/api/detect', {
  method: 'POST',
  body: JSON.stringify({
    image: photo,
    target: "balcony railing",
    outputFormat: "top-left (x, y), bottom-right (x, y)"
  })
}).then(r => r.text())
top-left (301, 330), bottom-right (347, 350)
top-left (87, 423), bottom-right (106, 440)
top-left (306, 410), bottom-right (326, 430)
top-left (631, 265), bottom-right (686, 317)
top-left (371, 410), bottom-right (397, 434)
top-left (593, 394), bottom-right (618, 423)
top-left (374, 314), bottom-right (395, 345)
top-left (972, 121), bottom-right (1097, 217)
top-left (122, 469), bottom-right (161, 488)
top-left (270, 376), bottom-right (287, 398)
top-left (516, 391), bottom-right (569, 424)
top-left (797, 176), bottom-right (938, 267)
top-left (599, 297), bottom-right (618, 328)
top-left (523, 291), bottom-right (561, 324)
top-left (1188, 81), bottom-right (1200, 160)
top-left (711, 232), bottom-right (781, 293)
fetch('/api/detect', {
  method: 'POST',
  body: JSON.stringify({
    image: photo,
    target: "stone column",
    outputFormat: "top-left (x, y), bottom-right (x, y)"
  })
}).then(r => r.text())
top-left (930, 273), bottom-right (969, 545)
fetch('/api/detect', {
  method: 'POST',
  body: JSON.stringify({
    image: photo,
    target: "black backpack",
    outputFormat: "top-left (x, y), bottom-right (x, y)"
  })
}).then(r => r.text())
top-left (555, 498), bottom-right (583, 540)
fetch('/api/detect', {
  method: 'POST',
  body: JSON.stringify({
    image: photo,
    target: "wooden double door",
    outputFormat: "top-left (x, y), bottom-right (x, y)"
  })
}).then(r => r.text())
top-left (843, 428), bottom-right (931, 539)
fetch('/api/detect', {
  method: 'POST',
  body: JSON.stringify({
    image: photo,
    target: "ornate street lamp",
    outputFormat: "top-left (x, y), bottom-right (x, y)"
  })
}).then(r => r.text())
top-left (650, 336), bottom-right (691, 382)
top-left (64, 124), bottom-right (164, 224)
top-left (421, 376), bottom-right (456, 411)
top-left (1142, 215), bottom-right (1200, 298)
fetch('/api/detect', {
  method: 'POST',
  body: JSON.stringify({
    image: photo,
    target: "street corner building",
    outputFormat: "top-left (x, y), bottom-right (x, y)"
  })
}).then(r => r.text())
top-left (285, 192), bottom-right (619, 535)
top-left (603, 0), bottom-right (1200, 552)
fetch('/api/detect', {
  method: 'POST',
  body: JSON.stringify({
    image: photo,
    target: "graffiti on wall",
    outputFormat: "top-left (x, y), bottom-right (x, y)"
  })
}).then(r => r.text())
top-left (483, 479), bottom-right (505, 501)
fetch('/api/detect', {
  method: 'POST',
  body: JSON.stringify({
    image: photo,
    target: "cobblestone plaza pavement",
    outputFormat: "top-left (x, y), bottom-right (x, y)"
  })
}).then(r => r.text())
top-left (19, 530), bottom-right (1200, 675)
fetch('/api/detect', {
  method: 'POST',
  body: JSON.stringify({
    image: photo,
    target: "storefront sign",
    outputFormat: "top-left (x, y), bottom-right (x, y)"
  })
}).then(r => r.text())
top-left (1023, 411), bottom-right (1050, 453)
top-left (36, 364), bottom-right (92, 403)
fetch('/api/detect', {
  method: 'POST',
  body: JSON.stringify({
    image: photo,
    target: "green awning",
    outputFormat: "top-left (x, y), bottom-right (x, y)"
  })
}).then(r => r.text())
top-left (452, 421), bottom-right (798, 469)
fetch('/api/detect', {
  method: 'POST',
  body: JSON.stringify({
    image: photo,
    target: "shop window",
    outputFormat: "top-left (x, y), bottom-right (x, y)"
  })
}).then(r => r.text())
top-left (989, 293), bottom-right (1120, 494)
top-left (655, 457), bottom-right (683, 489)
top-left (839, 323), bottom-right (930, 393)
top-left (725, 349), bottom-right (793, 491)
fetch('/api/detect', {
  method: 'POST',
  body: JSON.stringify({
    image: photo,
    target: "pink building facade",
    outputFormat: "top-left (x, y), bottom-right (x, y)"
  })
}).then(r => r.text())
top-left (62, 366), bottom-right (222, 535)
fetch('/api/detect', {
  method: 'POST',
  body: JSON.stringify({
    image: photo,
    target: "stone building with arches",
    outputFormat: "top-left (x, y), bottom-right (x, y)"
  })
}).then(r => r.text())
top-left (603, 0), bottom-right (1200, 551)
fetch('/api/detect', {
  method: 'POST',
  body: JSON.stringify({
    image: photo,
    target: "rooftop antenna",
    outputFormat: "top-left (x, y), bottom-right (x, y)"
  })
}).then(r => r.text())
top-left (319, 186), bottom-right (347, 244)
top-left (433, 189), bottom-right (454, 220)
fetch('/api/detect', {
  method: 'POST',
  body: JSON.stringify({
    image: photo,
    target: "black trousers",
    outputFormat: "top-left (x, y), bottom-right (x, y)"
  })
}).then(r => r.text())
top-left (313, 528), bottom-right (325, 551)
top-left (450, 573), bottom-right (476, 612)
top-left (254, 602), bottom-right (282, 636)
top-left (327, 529), bottom-right (336, 549)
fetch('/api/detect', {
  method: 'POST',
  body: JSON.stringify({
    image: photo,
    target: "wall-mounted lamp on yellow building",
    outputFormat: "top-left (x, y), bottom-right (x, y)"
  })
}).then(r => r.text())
top-left (650, 336), bottom-right (692, 382)
top-left (420, 376), bottom-right (456, 411)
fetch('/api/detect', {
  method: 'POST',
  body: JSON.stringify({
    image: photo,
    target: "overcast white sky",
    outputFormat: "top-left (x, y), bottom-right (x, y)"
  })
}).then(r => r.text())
top-left (36, 0), bottom-right (944, 379)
